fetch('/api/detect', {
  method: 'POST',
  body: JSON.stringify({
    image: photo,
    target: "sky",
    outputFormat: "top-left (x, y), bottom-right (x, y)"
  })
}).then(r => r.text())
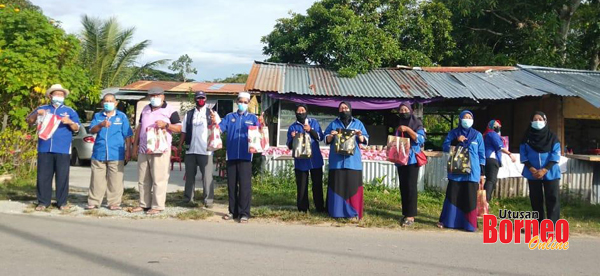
top-left (31, 0), bottom-right (315, 81)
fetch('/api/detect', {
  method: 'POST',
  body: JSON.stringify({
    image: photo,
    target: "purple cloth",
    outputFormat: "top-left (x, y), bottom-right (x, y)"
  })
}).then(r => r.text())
top-left (267, 93), bottom-right (431, 110)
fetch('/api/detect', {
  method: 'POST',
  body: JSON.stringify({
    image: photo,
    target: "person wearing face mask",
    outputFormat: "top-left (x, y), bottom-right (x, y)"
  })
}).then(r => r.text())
top-left (179, 91), bottom-right (221, 208)
top-left (394, 102), bottom-right (426, 227)
top-left (86, 93), bottom-right (133, 210)
top-left (212, 92), bottom-right (260, 223)
top-left (438, 110), bottom-right (485, 231)
top-left (520, 111), bottom-right (561, 225)
top-left (131, 87), bottom-right (182, 215)
top-left (286, 104), bottom-right (325, 213)
top-left (324, 102), bottom-right (369, 220)
top-left (483, 120), bottom-right (516, 203)
top-left (26, 84), bottom-right (81, 211)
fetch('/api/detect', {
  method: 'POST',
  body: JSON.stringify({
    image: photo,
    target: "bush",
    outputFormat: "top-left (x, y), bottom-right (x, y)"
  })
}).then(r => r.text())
top-left (0, 128), bottom-right (37, 176)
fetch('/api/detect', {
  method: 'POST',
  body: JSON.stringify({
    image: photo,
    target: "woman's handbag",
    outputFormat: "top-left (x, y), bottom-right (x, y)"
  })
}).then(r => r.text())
top-left (334, 129), bottom-right (356, 156)
top-left (416, 150), bottom-right (428, 167)
top-left (386, 131), bottom-right (410, 165)
top-left (447, 145), bottom-right (471, 175)
top-left (292, 132), bottom-right (312, 159)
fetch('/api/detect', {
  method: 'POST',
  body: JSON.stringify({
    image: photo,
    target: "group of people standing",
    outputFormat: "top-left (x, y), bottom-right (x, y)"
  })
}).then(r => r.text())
top-left (27, 84), bottom-right (562, 229)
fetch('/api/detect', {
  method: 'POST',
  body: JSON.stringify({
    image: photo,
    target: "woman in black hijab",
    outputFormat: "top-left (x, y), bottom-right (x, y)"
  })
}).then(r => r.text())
top-left (519, 111), bottom-right (562, 224)
top-left (395, 102), bottom-right (426, 227)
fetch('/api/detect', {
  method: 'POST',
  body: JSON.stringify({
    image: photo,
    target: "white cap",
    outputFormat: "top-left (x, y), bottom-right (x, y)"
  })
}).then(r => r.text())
top-left (238, 92), bottom-right (251, 100)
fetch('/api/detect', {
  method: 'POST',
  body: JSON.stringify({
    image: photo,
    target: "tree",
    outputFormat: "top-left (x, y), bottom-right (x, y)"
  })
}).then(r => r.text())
top-left (261, 0), bottom-right (456, 77)
top-left (212, 73), bottom-right (248, 83)
top-left (569, 0), bottom-right (600, 70)
top-left (168, 54), bottom-right (197, 82)
top-left (0, 4), bottom-right (99, 128)
top-left (3, 0), bottom-right (40, 11)
top-left (134, 67), bottom-right (189, 82)
top-left (79, 15), bottom-right (168, 88)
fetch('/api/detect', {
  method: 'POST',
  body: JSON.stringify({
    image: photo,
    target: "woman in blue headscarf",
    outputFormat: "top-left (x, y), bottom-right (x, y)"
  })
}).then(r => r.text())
top-left (438, 110), bottom-right (485, 232)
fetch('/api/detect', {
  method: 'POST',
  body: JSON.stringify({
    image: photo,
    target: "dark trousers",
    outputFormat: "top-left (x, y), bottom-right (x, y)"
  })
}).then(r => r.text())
top-left (36, 153), bottom-right (70, 207)
top-left (484, 158), bottom-right (500, 202)
top-left (397, 164), bottom-right (419, 217)
top-left (528, 179), bottom-right (560, 224)
top-left (226, 160), bottom-right (252, 218)
top-left (184, 154), bottom-right (214, 204)
top-left (294, 168), bottom-right (325, 212)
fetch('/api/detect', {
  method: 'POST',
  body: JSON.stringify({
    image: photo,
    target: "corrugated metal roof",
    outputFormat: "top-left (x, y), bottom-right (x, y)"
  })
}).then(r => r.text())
top-left (519, 64), bottom-right (600, 107)
top-left (246, 61), bottom-right (599, 105)
top-left (121, 81), bottom-right (247, 95)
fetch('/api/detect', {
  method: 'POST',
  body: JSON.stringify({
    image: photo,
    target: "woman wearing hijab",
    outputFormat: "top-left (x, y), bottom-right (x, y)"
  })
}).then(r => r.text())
top-left (483, 120), bottom-right (517, 202)
top-left (324, 102), bottom-right (369, 219)
top-left (395, 102), bottom-right (426, 227)
top-left (287, 104), bottom-right (326, 212)
top-left (520, 112), bottom-right (561, 224)
top-left (438, 110), bottom-right (485, 231)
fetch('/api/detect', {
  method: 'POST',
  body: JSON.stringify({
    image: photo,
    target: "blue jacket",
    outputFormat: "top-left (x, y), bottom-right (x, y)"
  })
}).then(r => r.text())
top-left (443, 129), bottom-right (485, 182)
top-left (324, 118), bottom-right (369, 171)
top-left (32, 104), bottom-right (80, 154)
top-left (395, 129), bottom-right (426, 166)
top-left (90, 111), bottom-right (133, 161)
top-left (520, 142), bottom-right (561, 181)
top-left (287, 118), bottom-right (325, 171)
top-left (484, 131), bottom-right (504, 166)
top-left (219, 111), bottom-right (259, 161)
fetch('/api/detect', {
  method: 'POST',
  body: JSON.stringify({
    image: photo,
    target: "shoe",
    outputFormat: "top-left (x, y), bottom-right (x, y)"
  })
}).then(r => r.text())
top-left (240, 216), bottom-right (249, 223)
top-left (222, 213), bottom-right (235, 220)
top-left (204, 202), bottom-right (214, 209)
top-left (401, 217), bottom-right (415, 227)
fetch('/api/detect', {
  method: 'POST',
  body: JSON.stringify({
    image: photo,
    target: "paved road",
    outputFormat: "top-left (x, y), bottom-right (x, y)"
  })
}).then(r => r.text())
top-left (0, 213), bottom-right (597, 276)
top-left (69, 162), bottom-right (194, 193)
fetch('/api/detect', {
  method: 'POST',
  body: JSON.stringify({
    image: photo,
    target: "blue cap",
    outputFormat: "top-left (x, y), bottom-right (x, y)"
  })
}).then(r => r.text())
top-left (194, 91), bottom-right (206, 99)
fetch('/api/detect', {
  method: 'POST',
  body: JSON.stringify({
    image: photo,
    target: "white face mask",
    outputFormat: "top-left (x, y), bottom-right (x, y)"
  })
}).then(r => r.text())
top-left (461, 118), bottom-right (473, 129)
top-left (52, 96), bottom-right (64, 105)
top-left (531, 121), bottom-right (546, 130)
top-left (150, 97), bottom-right (162, 107)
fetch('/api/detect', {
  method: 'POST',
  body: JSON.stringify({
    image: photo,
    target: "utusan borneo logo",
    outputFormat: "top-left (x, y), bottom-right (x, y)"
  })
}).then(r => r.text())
top-left (483, 209), bottom-right (569, 250)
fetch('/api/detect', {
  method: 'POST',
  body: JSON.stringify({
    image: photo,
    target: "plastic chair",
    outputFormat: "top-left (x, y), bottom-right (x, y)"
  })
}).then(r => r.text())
top-left (171, 146), bottom-right (182, 171)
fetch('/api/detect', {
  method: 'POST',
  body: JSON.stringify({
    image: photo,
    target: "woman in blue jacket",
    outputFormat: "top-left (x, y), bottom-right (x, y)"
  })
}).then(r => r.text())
top-left (287, 104), bottom-right (325, 213)
top-left (395, 102), bottom-right (425, 227)
top-left (483, 120), bottom-right (516, 202)
top-left (324, 102), bottom-right (369, 219)
top-left (438, 110), bottom-right (485, 232)
top-left (520, 111), bottom-right (561, 224)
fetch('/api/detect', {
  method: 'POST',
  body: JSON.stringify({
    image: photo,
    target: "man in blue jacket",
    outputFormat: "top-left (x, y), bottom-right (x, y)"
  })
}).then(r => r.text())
top-left (26, 84), bottom-right (80, 211)
top-left (86, 93), bottom-right (133, 210)
top-left (212, 92), bottom-right (260, 223)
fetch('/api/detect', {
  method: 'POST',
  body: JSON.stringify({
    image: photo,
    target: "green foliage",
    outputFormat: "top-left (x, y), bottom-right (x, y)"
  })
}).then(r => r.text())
top-left (168, 54), bottom-right (197, 82)
top-left (0, 5), bottom-right (99, 128)
top-left (261, 0), bottom-right (456, 77)
top-left (79, 15), bottom-right (168, 88)
top-left (136, 67), bottom-right (186, 82)
top-left (212, 73), bottom-right (248, 83)
top-left (0, 128), bottom-right (36, 175)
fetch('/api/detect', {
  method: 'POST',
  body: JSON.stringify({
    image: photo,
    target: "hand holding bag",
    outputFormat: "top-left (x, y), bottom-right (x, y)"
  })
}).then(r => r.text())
top-left (386, 131), bottom-right (410, 165)
top-left (207, 124), bottom-right (223, 151)
top-left (248, 126), bottom-right (263, 153)
top-left (145, 126), bottom-right (170, 154)
top-left (477, 184), bottom-right (489, 218)
top-left (37, 114), bottom-right (61, 140)
top-left (292, 132), bottom-right (312, 159)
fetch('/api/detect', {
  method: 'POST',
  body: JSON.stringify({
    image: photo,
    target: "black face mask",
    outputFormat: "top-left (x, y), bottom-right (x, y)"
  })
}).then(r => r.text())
top-left (339, 111), bottom-right (351, 120)
top-left (400, 113), bottom-right (411, 120)
top-left (494, 126), bottom-right (501, 133)
top-left (296, 112), bottom-right (307, 123)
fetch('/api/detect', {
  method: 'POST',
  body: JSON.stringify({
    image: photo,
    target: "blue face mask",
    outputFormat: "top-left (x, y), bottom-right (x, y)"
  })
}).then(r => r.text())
top-left (461, 118), bottom-right (473, 129)
top-left (238, 103), bottom-right (248, 112)
top-left (531, 121), bottom-right (546, 130)
top-left (104, 102), bottom-right (115, 112)
top-left (52, 96), bottom-right (65, 105)
top-left (150, 97), bottom-right (162, 107)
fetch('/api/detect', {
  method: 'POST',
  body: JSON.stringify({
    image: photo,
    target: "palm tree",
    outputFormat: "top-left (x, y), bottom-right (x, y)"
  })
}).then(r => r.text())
top-left (80, 15), bottom-right (168, 88)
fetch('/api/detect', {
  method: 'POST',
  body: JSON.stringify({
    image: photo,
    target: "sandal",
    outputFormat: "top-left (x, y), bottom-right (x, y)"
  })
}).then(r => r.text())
top-left (401, 217), bottom-right (415, 227)
top-left (59, 205), bottom-right (71, 211)
top-left (239, 216), bottom-right (249, 223)
top-left (35, 205), bottom-right (47, 211)
top-left (146, 209), bottom-right (163, 215)
top-left (129, 206), bottom-right (145, 213)
top-left (108, 205), bottom-right (122, 211)
top-left (437, 222), bottom-right (444, 229)
top-left (222, 213), bottom-right (235, 220)
top-left (85, 205), bottom-right (97, 210)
